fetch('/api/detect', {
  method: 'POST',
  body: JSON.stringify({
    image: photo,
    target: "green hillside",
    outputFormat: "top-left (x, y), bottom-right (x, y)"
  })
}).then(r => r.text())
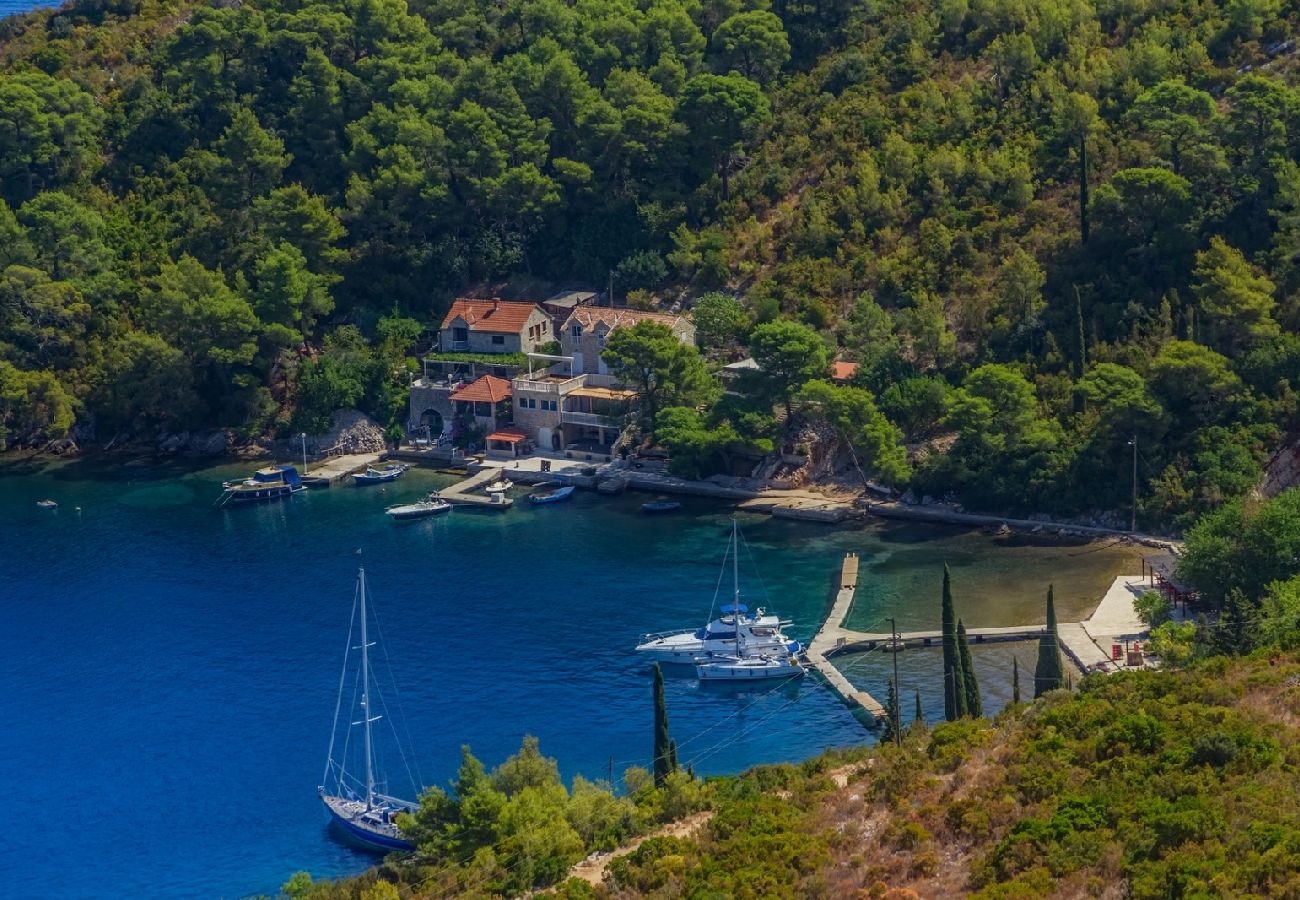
top-left (4, 0), bottom-right (1300, 525)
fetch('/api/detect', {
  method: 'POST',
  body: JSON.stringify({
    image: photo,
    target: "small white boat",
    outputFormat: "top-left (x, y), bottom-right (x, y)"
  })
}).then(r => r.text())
top-left (484, 477), bottom-right (513, 494)
top-left (385, 493), bottom-right (451, 520)
top-left (353, 463), bottom-right (409, 485)
top-left (529, 484), bottom-right (575, 504)
top-left (35, 499), bottom-right (58, 510)
top-left (695, 652), bottom-right (806, 680)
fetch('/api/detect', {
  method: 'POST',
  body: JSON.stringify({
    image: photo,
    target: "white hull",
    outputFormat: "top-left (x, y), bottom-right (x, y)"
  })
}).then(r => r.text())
top-left (636, 614), bottom-right (800, 664)
top-left (696, 655), bottom-right (806, 680)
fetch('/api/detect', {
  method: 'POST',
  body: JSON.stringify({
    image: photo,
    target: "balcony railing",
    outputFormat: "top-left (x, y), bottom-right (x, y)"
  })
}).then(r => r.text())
top-left (448, 340), bottom-right (470, 351)
top-left (561, 410), bottom-right (612, 427)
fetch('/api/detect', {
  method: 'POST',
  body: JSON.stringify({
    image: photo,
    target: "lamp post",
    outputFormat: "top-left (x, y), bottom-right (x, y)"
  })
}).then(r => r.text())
top-left (300, 432), bottom-right (308, 474)
top-left (1128, 435), bottom-right (1137, 533)
top-left (889, 615), bottom-right (901, 746)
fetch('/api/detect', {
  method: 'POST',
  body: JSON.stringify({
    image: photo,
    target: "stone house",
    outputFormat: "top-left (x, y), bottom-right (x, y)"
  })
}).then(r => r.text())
top-left (449, 374), bottom-right (513, 441)
top-left (558, 308), bottom-right (695, 375)
top-left (511, 369), bottom-right (633, 460)
top-left (440, 299), bottom-right (553, 354)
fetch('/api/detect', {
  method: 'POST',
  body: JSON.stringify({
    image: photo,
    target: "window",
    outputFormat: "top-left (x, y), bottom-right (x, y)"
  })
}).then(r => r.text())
top-left (571, 324), bottom-right (582, 339)
top-left (547, 400), bottom-right (558, 411)
top-left (491, 335), bottom-right (505, 345)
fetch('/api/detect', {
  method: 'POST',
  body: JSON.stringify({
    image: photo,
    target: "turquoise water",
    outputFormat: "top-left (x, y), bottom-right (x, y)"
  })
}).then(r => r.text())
top-left (0, 456), bottom-right (1138, 897)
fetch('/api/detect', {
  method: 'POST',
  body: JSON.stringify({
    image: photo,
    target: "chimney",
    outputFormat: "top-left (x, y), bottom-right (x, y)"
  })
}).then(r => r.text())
top-left (491, 299), bottom-right (499, 313)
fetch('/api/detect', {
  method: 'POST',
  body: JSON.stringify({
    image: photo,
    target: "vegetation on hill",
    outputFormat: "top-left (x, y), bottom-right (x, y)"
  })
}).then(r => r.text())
top-left (273, 650), bottom-right (1300, 899)
top-left (5, 0), bottom-right (1300, 528)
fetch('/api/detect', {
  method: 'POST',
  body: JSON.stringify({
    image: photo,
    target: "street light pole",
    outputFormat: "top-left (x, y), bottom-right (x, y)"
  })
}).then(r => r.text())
top-left (300, 432), bottom-right (308, 474)
top-left (1129, 434), bottom-right (1137, 533)
top-left (889, 615), bottom-right (901, 746)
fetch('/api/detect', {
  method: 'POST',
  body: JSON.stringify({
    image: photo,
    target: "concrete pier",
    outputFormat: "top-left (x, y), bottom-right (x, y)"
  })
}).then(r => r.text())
top-left (441, 466), bottom-right (514, 510)
top-left (299, 452), bottom-right (384, 487)
top-left (806, 553), bottom-right (888, 721)
top-left (819, 573), bottom-right (1152, 676)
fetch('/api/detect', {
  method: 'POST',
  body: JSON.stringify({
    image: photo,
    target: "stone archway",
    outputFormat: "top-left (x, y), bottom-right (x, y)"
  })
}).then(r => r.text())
top-left (419, 409), bottom-right (445, 437)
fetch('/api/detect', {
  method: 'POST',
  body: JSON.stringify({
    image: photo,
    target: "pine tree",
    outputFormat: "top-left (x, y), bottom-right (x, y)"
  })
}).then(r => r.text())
top-left (942, 564), bottom-right (966, 721)
top-left (880, 677), bottom-right (899, 745)
top-left (1012, 656), bottom-right (1021, 705)
top-left (1034, 585), bottom-right (1064, 697)
top-left (652, 663), bottom-right (672, 786)
top-left (1215, 588), bottom-right (1256, 655)
top-left (958, 619), bottom-right (982, 717)
top-left (914, 688), bottom-right (924, 726)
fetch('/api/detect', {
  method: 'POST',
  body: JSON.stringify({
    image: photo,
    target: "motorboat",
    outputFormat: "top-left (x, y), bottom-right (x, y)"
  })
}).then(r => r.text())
top-left (385, 493), bottom-right (451, 520)
top-left (352, 463), bottom-right (409, 485)
top-left (35, 499), bottom-right (58, 510)
top-left (529, 483), bottom-right (575, 504)
top-left (640, 500), bottom-right (681, 514)
top-left (635, 519), bottom-right (803, 664)
top-left (217, 465), bottom-right (304, 504)
top-left (484, 477), bottom-right (513, 494)
top-left (695, 651), bottom-right (806, 681)
top-left (320, 569), bottom-right (420, 852)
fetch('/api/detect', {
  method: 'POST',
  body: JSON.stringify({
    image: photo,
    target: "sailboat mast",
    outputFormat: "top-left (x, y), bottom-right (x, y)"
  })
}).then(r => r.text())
top-left (732, 519), bottom-right (741, 650)
top-left (360, 568), bottom-right (375, 810)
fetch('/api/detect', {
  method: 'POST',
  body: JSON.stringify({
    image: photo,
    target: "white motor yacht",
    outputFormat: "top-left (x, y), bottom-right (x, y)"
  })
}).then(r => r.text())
top-left (635, 519), bottom-right (803, 664)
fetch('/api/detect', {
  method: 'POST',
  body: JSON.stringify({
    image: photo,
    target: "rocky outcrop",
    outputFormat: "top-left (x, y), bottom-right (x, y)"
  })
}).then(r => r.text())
top-left (273, 410), bottom-right (387, 458)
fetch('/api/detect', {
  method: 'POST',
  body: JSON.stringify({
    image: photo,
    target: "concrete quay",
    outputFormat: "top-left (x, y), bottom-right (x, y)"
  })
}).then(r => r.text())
top-left (299, 452), bottom-right (384, 487)
top-left (806, 553), bottom-right (888, 721)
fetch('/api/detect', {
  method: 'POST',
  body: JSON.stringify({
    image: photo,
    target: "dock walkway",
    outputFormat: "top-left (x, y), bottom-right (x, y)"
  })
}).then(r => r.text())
top-left (300, 452), bottom-right (383, 487)
top-left (818, 573), bottom-right (1151, 676)
top-left (441, 467), bottom-right (514, 510)
top-left (806, 553), bottom-right (888, 721)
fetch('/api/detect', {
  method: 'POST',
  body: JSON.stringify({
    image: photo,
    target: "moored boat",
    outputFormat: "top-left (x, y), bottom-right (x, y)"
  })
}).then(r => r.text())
top-left (640, 500), bottom-right (681, 514)
top-left (484, 477), bottom-right (513, 494)
top-left (529, 483), bottom-right (575, 504)
top-left (385, 493), bottom-right (451, 520)
top-left (217, 465), bottom-right (304, 505)
top-left (35, 499), bottom-right (58, 510)
top-left (635, 520), bottom-right (803, 664)
top-left (695, 651), bottom-right (806, 680)
top-left (319, 569), bottom-right (421, 853)
top-left (352, 463), bottom-right (410, 485)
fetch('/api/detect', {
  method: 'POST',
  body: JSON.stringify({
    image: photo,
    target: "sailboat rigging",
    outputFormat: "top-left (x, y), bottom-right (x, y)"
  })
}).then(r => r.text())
top-left (319, 568), bottom-right (421, 852)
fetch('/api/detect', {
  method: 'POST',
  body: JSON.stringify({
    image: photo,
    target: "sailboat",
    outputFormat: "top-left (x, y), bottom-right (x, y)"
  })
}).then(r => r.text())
top-left (693, 520), bottom-right (806, 682)
top-left (319, 569), bottom-right (421, 852)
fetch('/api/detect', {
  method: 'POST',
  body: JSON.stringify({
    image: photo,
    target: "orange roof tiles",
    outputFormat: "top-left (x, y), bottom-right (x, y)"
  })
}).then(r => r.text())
top-left (486, 430), bottom-right (528, 442)
top-left (441, 299), bottom-right (541, 333)
top-left (832, 361), bottom-right (860, 381)
top-left (563, 307), bottom-right (688, 333)
top-left (450, 375), bottom-right (512, 404)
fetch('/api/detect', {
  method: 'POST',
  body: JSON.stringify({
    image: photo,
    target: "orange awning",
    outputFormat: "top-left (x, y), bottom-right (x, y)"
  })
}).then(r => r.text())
top-left (486, 430), bottom-right (528, 442)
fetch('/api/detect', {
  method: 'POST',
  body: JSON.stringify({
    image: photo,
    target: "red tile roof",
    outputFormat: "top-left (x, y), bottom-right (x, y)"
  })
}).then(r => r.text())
top-left (486, 430), bottom-right (528, 442)
top-left (563, 307), bottom-right (689, 334)
top-left (832, 361), bottom-right (860, 381)
top-left (450, 375), bottom-right (512, 404)
top-left (442, 299), bottom-right (541, 333)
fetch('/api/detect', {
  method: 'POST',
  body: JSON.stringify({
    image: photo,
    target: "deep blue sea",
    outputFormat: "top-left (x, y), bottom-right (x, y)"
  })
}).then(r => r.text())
top-left (0, 0), bottom-right (54, 18)
top-left (0, 456), bottom-right (1139, 897)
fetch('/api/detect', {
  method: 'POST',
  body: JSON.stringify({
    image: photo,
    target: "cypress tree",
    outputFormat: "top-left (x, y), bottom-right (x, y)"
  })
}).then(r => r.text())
top-left (652, 663), bottom-right (672, 786)
top-left (1012, 656), bottom-right (1021, 705)
top-left (914, 688), bottom-right (924, 726)
top-left (1034, 585), bottom-right (1064, 697)
top-left (942, 564), bottom-right (966, 721)
top-left (880, 678), bottom-right (898, 745)
top-left (958, 619), bottom-right (982, 717)
top-left (668, 739), bottom-right (679, 776)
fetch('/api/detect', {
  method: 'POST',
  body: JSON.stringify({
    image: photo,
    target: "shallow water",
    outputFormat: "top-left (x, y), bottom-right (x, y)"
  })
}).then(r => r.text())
top-left (0, 456), bottom-right (1139, 897)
